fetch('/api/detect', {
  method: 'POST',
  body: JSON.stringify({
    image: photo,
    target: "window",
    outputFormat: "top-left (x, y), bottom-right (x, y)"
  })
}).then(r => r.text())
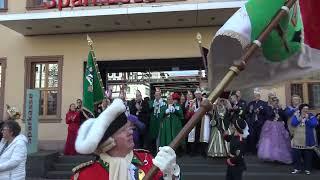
top-left (290, 83), bottom-right (304, 102)
top-left (289, 78), bottom-right (320, 109)
top-left (25, 56), bottom-right (63, 122)
top-left (26, 0), bottom-right (48, 9)
top-left (0, 0), bottom-right (7, 11)
top-left (308, 83), bottom-right (320, 109)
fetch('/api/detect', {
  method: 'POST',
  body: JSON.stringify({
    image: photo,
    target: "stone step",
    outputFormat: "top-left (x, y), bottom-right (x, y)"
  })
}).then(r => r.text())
top-left (56, 155), bottom-right (96, 164)
top-left (177, 155), bottom-right (261, 164)
top-left (52, 163), bottom-right (77, 171)
top-left (180, 163), bottom-right (291, 172)
top-left (51, 162), bottom-right (292, 172)
top-left (182, 172), bottom-right (320, 180)
top-left (45, 170), bottom-right (320, 179)
top-left (46, 171), bottom-right (73, 179)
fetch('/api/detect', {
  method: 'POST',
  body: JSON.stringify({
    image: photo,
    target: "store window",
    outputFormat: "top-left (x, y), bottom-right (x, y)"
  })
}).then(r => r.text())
top-left (26, 0), bottom-right (48, 9)
top-left (308, 83), bottom-right (320, 109)
top-left (290, 83), bottom-right (303, 102)
top-left (25, 56), bottom-right (63, 122)
top-left (0, 0), bottom-right (7, 11)
top-left (290, 80), bottom-right (320, 109)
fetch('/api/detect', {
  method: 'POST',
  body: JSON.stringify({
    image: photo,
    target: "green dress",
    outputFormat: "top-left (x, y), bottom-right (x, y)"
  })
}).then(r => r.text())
top-left (148, 99), bottom-right (166, 141)
top-left (159, 103), bottom-right (184, 147)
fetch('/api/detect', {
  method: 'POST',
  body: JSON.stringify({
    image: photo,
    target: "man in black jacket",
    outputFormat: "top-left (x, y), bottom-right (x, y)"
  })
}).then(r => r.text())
top-left (128, 90), bottom-right (150, 148)
top-left (224, 114), bottom-right (249, 180)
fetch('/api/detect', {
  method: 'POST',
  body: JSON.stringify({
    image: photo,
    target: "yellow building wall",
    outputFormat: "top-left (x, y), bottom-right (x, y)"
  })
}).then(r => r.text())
top-left (0, 24), bottom-right (217, 144)
top-left (260, 85), bottom-right (286, 107)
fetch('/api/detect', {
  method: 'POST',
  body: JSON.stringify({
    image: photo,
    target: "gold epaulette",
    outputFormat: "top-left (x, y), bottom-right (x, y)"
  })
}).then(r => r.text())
top-left (134, 149), bottom-right (150, 153)
top-left (72, 160), bottom-right (95, 173)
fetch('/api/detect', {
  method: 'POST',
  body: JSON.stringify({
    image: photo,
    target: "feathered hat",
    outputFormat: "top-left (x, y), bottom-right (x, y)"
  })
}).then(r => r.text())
top-left (6, 105), bottom-right (21, 120)
top-left (194, 87), bottom-right (202, 94)
top-left (75, 98), bottom-right (127, 154)
top-left (136, 89), bottom-right (142, 96)
top-left (155, 87), bottom-right (161, 93)
top-left (172, 92), bottom-right (180, 100)
top-left (253, 88), bottom-right (261, 95)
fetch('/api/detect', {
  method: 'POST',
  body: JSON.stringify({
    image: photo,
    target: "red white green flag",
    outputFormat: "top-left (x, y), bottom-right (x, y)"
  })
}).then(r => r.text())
top-left (208, 0), bottom-right (320, 89)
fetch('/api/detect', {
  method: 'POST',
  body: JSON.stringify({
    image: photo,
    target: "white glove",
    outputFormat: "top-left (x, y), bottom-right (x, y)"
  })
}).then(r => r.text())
top-left (169, 106), bottom-right (175, 113)
top-left (166, 109), bottom-right (171, 114)
top-left (152, 146), bottom-right (180, 180)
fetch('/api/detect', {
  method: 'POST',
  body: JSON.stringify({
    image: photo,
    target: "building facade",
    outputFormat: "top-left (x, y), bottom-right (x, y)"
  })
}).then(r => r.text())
top-left (0, 0), bottom-right (245, 150)
top-left (1, 0), bottom-right (318, 151)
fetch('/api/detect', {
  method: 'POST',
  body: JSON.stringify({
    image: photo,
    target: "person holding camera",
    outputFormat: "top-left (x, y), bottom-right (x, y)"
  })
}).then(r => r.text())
top-left (291, 104), bottom-right (318, 175)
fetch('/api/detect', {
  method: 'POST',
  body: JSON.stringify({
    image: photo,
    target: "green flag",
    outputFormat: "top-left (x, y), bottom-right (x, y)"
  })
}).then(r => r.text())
top-left (207, 0), bottom-right (318, 89)
top-left (83, 50), bottom-right (105, 117)
top-left (245, 0), bottom-right (302, 62)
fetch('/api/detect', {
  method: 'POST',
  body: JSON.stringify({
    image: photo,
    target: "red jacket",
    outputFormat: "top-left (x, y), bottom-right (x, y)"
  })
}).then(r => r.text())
top-left (71, 149), bottom-right (163, 180)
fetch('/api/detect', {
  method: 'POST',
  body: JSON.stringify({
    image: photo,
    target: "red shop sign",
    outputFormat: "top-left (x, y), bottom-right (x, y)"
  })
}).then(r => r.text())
top-left (45, 0), bottom-right (156, 11)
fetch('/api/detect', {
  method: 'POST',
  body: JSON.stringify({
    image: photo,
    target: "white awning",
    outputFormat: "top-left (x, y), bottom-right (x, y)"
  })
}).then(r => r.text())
top-left (0, 1), bottom-right (244, 35)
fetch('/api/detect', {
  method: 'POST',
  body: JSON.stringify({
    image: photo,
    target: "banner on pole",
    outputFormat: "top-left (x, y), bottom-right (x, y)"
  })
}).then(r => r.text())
top-left (25, 89), bottom-right (40, 154)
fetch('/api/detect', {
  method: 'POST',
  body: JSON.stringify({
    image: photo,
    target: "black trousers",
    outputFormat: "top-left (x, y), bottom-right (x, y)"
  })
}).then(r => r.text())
top-left (226, 166), bottom-right (244, 180)
top-left (293, 148), bottom-right (313, 171)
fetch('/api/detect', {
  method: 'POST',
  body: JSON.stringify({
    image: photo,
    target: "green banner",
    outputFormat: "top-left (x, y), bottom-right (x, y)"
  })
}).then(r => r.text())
top-left (83, 51), bottom-right (104, 117)
top-left (246, 0), bottom-right (302, 62)
top-left (25, 89), bottom-right (40, 154)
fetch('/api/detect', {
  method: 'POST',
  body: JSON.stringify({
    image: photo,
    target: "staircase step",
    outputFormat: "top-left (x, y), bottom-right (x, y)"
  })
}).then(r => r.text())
top-left (56, 155), bottom-right (95, 164)
top-left (182, 172), bottom-right (320, 180)
top-left (45, 155), bottom-right (319, 179)
top-left (46, 171), bottom-right (73, 179)
top-left (177, 155), bottom-right (261, 164)
top-left (52, 163), bottom-right (78, 171)
top-left (180, 163), bottom-right (291, 173)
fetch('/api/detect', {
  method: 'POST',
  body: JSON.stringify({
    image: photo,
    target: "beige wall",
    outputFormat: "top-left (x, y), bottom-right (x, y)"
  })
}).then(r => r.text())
top-left (0, 25), bottom-right (217, 142)
top-left (259, 85), bottom-right (286, 106)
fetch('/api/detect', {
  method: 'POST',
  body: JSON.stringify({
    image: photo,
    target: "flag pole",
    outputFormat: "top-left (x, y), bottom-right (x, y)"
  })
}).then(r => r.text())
top-left (197, 32), bottom-right (208, 78)
top-left (87, 35), bottom-right (106, 95)
top-left (143, 0), bottom-right (297, 179)
top-left (82, 35), bottom-right (105, 118)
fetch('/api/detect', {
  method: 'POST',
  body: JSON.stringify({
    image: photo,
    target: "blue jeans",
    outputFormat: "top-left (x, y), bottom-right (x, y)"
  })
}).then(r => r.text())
top-left (292, 148), bottom-right (313, 171)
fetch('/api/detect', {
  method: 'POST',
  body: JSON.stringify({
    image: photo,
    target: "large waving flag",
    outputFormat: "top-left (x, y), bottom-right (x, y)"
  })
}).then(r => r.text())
top-left (208, 0), bottom-right (320, 89)
top-left (83, 42), bottom-right (105, 117)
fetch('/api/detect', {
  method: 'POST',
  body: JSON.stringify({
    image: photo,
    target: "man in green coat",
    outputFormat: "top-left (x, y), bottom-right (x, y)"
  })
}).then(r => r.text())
top-left (148, 89), bottom-right (166, 155)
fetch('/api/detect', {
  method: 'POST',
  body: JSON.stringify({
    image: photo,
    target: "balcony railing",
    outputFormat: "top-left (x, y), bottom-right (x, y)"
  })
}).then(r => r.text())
top-left (26, 0), bottom-right (186, 10)
top-left (26, 0), bottom-right (47, 10)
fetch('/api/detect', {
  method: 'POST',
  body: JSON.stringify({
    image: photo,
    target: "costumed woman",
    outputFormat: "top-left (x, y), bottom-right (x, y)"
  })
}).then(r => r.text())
top-left (64, 103), bottom-right (80, 155)
top-left (257, 96), bottom-right (292, 164)
top-left (208, 98), bottom-right (232, 158)
top-left (159, 93), bottom-right (183, 147)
